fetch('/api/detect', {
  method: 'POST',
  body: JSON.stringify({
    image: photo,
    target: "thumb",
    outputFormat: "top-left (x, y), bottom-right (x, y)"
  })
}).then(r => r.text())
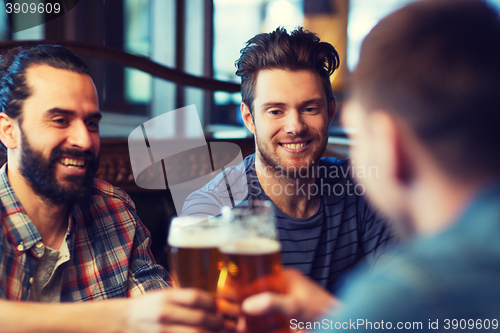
top-left (242, 292), bottom-right (299, 318)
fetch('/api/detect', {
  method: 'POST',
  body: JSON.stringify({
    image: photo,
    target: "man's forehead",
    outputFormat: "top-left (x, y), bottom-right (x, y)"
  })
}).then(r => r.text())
top-left (254, 68), bottom-right (322, 85)
top-left (25, 64), bottom-right (92, 88)
top-left (24, 64), bottom-right (97, 102)
top-left (253, 68), bottom-right (326, 104)
top-left (22, 64), bottom-right (99, 118)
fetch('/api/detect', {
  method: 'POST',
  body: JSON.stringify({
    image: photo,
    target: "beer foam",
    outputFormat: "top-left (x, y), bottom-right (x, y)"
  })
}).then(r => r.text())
top-left (220, 237), bottom-right (281, 254)
top-left (168, 224), bottom-right (228, 248)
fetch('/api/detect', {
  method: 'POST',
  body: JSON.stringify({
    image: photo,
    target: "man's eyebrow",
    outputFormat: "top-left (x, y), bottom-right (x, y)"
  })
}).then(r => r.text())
top-left (87, 112), bottom-right (103, 121)
top-left (261, 102), bottom-right (287, 109)
top-left (299, 98), bottom-right (325, 107)
top-left (46, 108), bottom-right (102, 120)
top-left (261, 98), bottom-right (325, 110)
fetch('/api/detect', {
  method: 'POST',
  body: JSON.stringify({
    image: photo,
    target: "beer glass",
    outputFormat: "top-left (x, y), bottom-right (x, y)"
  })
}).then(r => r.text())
top-left (168, 216), bottom-right (228, 293)
top-left (218, 200), bottom-right (289, 333)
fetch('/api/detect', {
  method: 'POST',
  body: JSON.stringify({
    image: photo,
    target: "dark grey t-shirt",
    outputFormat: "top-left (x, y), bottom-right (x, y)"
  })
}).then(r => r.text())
top-left (182, 154), bottom-right (395, 293)
top-left (29, 240), bottom-right (70, 302)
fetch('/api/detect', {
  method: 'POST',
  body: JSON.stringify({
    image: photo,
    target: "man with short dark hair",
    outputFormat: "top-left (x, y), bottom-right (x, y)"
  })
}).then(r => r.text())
top-left (182, 27), bottom-right (395, 293)
top-left (0, 45), bottom-right (224, 332)
top-left (240, 0), bottom-right (500, 329)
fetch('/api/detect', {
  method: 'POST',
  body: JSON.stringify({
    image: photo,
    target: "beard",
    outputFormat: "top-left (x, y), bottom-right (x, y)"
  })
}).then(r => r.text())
top-left (254, 129), bottom-right (326, 180)
top-left (19, 127), bottom-right (100, 206)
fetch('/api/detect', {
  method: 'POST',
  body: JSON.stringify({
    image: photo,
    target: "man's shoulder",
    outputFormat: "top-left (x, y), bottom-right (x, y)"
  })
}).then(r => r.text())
top-left (180, 154), bottom-right (253, 216)
top-left (318, 157), bottom-right (352, 183)
top-left (365, 229), bottom-right (500, 299)
top-left (193, 154), bottom-right (252, 193)
top-left (320, 156), bottom-right (349, 167)
top-left (329, 239), bottom-right (478, 328)
top-left (72, 179), bottom-right (141, 233)
top-left (90, 179), bottom-right (136, 209)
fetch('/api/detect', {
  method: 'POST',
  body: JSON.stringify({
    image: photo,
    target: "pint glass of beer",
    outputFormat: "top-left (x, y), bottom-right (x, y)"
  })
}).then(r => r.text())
top-left (168, 216), bottom-right (228, 293)
top-left (218, 200), bottom-right (289, 333)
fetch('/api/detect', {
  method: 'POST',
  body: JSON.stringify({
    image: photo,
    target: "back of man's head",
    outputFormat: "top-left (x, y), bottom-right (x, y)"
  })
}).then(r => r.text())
top-left (236, 27), bottom-right (340, 115)
top-left (354, 0), bottom-right (500, 180)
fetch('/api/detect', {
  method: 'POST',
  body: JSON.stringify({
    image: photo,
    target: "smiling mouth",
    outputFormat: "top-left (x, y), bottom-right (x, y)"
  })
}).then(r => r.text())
top-left (280, 141), bottom-right (311, 149)
top-left (58, 157), bottom-right (85, 170)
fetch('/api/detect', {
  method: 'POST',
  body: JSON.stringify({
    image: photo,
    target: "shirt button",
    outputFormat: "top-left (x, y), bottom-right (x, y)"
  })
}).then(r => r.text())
top-left (17, 243), bottom-right (24, 251)
top-left (29, 277), bottom-right (33, 284)
top-left (36, 242), bottom-right (44, 249)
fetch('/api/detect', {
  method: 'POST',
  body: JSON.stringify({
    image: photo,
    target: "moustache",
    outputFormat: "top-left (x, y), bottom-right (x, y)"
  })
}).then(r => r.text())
top-left (49, 147), bottom-right (98, 165)
top-left (277, 135), bottom-right (313, 142)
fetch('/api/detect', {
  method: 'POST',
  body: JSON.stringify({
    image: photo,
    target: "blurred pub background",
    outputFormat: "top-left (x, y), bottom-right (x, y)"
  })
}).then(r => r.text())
top-left (2, 0), bottom-right (499, 268)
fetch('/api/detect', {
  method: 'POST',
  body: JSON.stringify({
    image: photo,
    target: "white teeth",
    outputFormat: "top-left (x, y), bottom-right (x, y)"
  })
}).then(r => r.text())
top-left (59, 158), bottom-right (84, 167)
top-left (282, 142), bottom-right (307, 149)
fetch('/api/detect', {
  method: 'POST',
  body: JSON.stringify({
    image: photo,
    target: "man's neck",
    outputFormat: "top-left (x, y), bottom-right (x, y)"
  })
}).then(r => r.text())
top-left (7, 167), bottom-right (69, 250)
top-left (410, 167), bottom-right (489, 236)
top-left (254, 154), bottom-right (319, 219)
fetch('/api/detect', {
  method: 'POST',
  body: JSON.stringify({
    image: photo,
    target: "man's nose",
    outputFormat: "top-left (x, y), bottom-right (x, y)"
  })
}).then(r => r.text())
top-left (67, 121), bottom-right (93, 151)
top-left (283, 111), bottom-right (307, 136)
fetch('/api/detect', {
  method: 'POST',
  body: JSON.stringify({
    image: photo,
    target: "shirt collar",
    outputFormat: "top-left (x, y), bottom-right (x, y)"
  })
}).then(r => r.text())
top-left (0, 163), bottom-right (43, 253)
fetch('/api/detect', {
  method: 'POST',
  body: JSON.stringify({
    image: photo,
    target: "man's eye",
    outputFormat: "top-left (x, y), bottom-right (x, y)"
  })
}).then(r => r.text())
top-left (269, 110), bottom-right (282, 115)
top-left (86, 121), bottom-right (100, 131)
top-left (304, 107), bottom-right (318, 113)
top-left (53, 118), bottom-right (68, 125)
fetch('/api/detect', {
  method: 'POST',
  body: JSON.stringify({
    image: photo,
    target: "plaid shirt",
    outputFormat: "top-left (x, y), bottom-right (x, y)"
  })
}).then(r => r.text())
top-left (0, 164), bottom-right (169, 301)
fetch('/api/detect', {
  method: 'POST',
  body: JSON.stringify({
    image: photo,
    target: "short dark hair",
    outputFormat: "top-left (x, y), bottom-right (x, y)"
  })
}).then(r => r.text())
top-left (236, 27), bottom-right (340, 115)
top-left (353, 0), bottom-right (500, 178)
top-left (0, 44), bottom-right (90, 153)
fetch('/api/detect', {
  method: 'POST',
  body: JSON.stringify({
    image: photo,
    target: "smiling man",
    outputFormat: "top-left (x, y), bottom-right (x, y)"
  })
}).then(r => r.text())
top-left (0, 45), bottom-right (224, 332)
top-left (182, 27), bottom-right (395, 293)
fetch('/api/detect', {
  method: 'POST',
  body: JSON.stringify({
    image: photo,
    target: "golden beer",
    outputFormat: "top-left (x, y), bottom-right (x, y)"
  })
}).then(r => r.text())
top-left (168, 217), bottom-right (227, 292)
top-left (219, 237), bottom-right (289, 333)
top-left (169, 246), bottom-right (223, 293)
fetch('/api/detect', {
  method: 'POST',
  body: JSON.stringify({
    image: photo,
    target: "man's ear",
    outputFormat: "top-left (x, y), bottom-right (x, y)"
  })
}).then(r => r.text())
top-left (0, 113), bottom-right (18, 150)
top-left (328, 98), bottom-right (336, 126)
top-left (369, 111), bottom-right (414, 187)
top-left (393, 123), bottom-right (415, 186)
top-left (241, 102), bottom-right (256, 135)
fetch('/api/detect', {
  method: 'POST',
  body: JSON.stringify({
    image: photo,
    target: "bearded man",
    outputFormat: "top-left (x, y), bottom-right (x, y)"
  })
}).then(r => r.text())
top-left (0, 45), bottom-right (225, 333)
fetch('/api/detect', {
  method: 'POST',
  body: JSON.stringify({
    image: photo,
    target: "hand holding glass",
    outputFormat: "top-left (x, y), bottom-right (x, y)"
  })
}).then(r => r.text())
top-left (218, 201), bottom-right (289, 333)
